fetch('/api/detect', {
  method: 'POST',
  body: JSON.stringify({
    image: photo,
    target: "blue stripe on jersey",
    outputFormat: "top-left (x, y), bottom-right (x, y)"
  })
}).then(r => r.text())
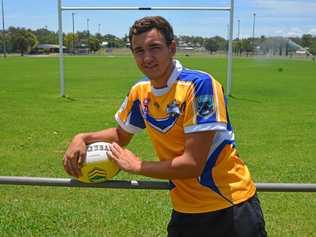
top-left (223, 94), bottom-right (234, 132)
top-left (178, 69), bottom-right (217, 124)
top-left (129, 100), bottom-right (146, 129)
top-left (200, 140), bottom-right (234, 197)
top-left (145, 113), bottom-right (178, 133)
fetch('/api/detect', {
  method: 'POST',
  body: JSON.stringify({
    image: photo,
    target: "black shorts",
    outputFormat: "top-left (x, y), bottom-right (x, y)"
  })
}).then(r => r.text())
top-left (167, 194), bottom-right (267, 237)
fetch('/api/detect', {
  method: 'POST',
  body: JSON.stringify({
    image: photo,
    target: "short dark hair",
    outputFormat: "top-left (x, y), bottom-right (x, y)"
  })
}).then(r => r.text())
top-left (128, 16), bottom-right (174, 49)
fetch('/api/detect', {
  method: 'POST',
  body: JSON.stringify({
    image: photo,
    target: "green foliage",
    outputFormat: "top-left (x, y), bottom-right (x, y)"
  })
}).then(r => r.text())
top-left (64, 33), bottom-right (78, 51)
top-left (2, 24), bottom-right (316, 56)
top-left (7, 27), bottom-right (38, 55)
top-left (301, 34), bottom-right (313, 48)
top-left (309, 41), bottom-right (316, 55)
top-left (103, 34), bottom-right (126, 48)
top-left (88, 36), bottom-right (102, 52)
top-left (241, 38), bottom-right (253, 54)
top-left (33, 27), bottom-right (58, 44)
top-left (177, 35), bottom-right (226, 52)
top-left (205, 38), bottom-right (219, 53)
top-left (0, 56), bottom-right (315, 236)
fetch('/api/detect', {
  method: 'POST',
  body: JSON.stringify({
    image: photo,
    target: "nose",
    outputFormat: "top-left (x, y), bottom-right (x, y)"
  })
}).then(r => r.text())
top-left (143, 49), bottom-right (154, 64)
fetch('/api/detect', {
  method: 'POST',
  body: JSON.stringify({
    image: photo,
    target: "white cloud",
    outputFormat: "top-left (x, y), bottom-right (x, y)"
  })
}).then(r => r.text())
top-left (285, 28), bottom-right (304, 37)
top-left (262, 28), bottom-right (297, 37)
top-left (267, 27), bottom-right (316, 37)
top-left (251, 0), bottom-right (316, 17)
top-left (308, 28), bottom-right (316, 36)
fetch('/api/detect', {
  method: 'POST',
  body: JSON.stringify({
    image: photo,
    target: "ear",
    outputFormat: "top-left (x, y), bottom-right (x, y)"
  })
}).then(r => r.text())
top-left (169, 40), bottom-right (177, 55)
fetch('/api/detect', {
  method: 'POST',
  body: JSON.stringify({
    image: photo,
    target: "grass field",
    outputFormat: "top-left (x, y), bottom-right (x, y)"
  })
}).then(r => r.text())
top-left (0, 55), bottom-right (315, 236)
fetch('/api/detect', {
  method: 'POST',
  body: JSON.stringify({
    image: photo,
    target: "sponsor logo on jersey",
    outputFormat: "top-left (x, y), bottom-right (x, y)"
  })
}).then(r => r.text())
top-left (141, 99), bottom-right (182, 133)
top-left (166, 100), bottom-right (181, 117)
top-left (196, 95), bottom-right (214, 118)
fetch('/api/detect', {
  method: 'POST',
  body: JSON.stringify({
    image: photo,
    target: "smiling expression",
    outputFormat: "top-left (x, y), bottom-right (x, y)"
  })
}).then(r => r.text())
top-left (131, 28), bottom-right (176, 89)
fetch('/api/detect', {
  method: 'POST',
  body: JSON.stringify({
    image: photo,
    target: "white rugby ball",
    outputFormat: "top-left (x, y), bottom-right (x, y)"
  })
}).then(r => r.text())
top-left (77, 141), bottom-right (120, 183)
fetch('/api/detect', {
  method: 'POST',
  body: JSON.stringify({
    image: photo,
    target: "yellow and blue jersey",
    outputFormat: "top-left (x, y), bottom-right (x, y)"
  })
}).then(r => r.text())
top-left (115, 60), bottom-right (256, 213)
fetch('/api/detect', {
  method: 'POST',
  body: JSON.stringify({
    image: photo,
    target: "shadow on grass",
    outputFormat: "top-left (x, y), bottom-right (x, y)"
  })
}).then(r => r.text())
top-left (228, 94), bottom-right (262, 104)
top-left (61, 95), bottom-right (76, 102)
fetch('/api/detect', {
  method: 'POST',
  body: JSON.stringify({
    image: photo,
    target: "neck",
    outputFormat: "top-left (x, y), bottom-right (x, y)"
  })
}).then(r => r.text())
top-left (151, 62), bottom-right (175, 89)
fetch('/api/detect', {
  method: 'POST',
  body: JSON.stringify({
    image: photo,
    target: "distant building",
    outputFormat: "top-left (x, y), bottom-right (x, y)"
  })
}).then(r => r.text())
top-left (256, 37), bottom-right (311, 57)
top-left (31, 44), bottom-right (67, 54)
top-left (294, 49), bottom-right (311, 57)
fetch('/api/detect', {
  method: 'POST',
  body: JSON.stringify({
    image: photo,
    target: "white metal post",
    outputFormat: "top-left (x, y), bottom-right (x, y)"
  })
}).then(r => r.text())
top-left (58, 0), bottom-right (65, 97)
top-left (226, 0), bottom-right (234, 96)
top-left (1, 0), bottom-right (7, 58)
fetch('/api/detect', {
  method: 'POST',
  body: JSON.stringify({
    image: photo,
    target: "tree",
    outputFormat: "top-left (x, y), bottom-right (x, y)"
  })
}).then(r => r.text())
top-left (240, 38), bottom-right (252, 56)
top-left (233, 39), bottom-right (242, 56)
top-left (301, 34), bottom-right (313, 48)
top-left (205, 38), bottom-right (219, 54)
top-left (95, 33), bottom-right (103, 42)
top-left (310, 40), bottom-right (316, 55)
top-left (212, 36), bottom-right (226, 51)
top-left (103, 34), bottom-right (125, 48)
top-left (9, 27), bottom-right (38, 56)
top-left (33, 28), bottom-right (58, 44)
top-left (64, 32), bottom-right (78, 52)
top-left (88, 36), bottom-right (101, 53)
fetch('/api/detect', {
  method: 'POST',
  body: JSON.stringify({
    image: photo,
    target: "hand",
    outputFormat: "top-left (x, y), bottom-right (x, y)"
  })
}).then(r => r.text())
top-left (63, 134), bottom-right (87, 178)
top-left (109, 142), bottom-right (142, 174)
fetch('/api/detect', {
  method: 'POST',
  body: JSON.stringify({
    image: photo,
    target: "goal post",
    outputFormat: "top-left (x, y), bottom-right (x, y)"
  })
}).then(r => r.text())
top-left (57, 0), bottom-right (234, 97)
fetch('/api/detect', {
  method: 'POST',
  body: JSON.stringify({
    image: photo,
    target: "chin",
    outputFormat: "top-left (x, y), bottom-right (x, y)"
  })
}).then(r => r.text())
top-left (144, 69), bottom-right (160, 78)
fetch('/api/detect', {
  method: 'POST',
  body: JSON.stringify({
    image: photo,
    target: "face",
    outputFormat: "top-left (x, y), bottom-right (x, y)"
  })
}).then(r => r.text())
top-left (131, 28), bottom-right (176, 88)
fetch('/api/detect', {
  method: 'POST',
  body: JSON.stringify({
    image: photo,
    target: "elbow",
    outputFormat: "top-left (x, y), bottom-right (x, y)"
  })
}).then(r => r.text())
top-left (177, 155), bottom-right (205, 179)
top-left (116, 127), bottom-right (133, 147)
top-left (191, 166), bottom-right (204, 178)
top-left (182, 163), bottom-right (204, 179)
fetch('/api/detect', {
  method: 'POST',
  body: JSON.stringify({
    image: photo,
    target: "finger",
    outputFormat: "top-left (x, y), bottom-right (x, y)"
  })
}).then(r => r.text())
top-left (66, 151), bottom-right (80, 177)
top-left (107, 150), bottom-right (118, 162)
top-left (74, 151), bottom-right (83, 177)
top-left (112, 142), bottom-right (123, 151)
top-left (107, 151), bottom-right (121, 169)
top-left (63, 152), bottom-right (77, 177)
top-left (77, 151), bottom-right (86, 175)
top-left (69, 158), bottom-right (80, 177)
top-left (107, 151), bottom-right (112, 160)
top-left (110, 143), bottom-right (123, 157)
top-left (63, 155), bottom-right (74, 177)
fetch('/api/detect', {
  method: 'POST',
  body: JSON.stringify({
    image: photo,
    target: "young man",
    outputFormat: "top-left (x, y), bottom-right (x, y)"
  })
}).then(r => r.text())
top-left (63, 16), bottom-right (267, 237)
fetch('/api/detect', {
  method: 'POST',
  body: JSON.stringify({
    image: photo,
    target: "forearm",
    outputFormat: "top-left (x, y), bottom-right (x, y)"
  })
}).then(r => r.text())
top-left (109, 132), bottom-right (213, 180)
top-left (138, 155), bottom-right (201, 180)
top-left (137, 132), bottom-right (213, 180)
top-left (76, 127), bottom-right (132, 147)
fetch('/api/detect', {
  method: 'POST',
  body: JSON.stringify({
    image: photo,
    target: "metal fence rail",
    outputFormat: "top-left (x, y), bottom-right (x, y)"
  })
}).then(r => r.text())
top-left (0, 176), bottom-right (315, 192)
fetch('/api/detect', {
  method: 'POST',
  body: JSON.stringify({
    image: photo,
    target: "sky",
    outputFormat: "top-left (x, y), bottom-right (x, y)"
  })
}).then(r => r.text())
top-left (1, 0), bottom-right (316, 39)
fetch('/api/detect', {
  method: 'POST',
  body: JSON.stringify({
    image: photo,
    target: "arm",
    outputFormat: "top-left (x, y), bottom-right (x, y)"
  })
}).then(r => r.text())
top-left (63, 126), bottom-right (133, 177)
top-left (110, 131), bottom-right (214, 179)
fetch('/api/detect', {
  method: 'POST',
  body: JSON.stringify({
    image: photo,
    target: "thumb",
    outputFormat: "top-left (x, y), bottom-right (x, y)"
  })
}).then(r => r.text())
top-left (78, 151), bottom-right (86, 168)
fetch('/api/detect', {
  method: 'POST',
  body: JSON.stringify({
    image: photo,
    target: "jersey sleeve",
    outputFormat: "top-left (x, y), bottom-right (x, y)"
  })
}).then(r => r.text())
top-left (183, 75), bottom-right (228, 134)
top-left (115, 87), bottom-right (146, 134)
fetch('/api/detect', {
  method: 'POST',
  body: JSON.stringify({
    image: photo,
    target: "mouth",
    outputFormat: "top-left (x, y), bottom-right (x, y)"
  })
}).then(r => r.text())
top-left (144, 64), bottom-right (158, 71)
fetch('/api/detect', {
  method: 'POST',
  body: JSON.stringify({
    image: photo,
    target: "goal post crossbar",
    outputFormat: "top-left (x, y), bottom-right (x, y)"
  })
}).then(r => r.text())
top-left (61, 6), bottom-right (231, 11)
top-left (57, 0), bottom-right (234, 97)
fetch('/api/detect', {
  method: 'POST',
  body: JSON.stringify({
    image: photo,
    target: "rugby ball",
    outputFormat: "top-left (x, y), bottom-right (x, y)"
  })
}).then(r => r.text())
top-left (77, 142), bottom-right (120, 183)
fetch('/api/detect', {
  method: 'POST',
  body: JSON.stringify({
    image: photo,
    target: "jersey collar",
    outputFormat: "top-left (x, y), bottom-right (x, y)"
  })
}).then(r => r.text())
top-left (151, 60), bottom-right (183, 96)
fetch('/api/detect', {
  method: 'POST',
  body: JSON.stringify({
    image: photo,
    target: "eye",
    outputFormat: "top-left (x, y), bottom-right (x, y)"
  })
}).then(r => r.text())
top-left (133, 48), bottom-right (144, 56)
top-left (150, 45), bottom-right (161, 50)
